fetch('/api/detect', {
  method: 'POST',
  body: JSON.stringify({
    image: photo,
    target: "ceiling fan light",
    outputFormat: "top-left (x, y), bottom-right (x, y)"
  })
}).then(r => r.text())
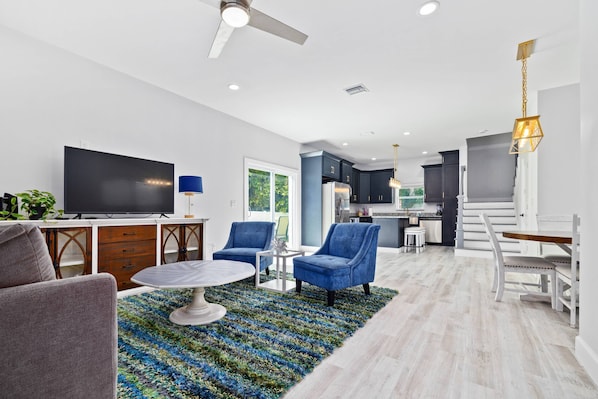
top-left (419, 1), bottom-right (439, 16)
top-left (221, 3), bottom-right (250, 28)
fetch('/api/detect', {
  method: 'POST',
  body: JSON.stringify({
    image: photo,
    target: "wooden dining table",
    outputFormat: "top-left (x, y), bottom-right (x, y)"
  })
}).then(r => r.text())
top-left (502, 230), bottom-right (573, 254)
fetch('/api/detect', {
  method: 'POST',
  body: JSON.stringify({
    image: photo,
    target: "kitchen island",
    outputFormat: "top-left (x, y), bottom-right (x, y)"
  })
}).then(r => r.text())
top-left (370, 214), bottom-right (442, 248)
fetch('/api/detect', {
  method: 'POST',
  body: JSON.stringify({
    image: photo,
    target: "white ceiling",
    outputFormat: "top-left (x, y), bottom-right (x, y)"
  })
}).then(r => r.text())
top-left (0, 0), bottom-right (580, 165)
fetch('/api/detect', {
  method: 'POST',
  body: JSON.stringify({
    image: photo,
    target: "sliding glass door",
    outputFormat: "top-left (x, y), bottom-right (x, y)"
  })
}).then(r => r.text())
top-left (244, 159), bottom-right (297, 249)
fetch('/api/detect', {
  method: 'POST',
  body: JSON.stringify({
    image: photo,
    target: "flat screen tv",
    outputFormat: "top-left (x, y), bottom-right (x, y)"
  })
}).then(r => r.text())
top-left (64, 146), bottom-right (174, 216)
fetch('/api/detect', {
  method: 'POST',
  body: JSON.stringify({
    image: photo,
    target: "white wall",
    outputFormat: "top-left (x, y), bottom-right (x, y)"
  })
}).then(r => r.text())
top-left (0, 26), bottom-right (302, 256)
top-left (537, 84), bottom-right (581, 215)
top-left (576, 0), bottom-right (598, 385)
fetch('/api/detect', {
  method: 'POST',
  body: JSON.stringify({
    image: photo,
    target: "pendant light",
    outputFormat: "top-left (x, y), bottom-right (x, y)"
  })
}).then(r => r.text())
top-left (509, 39), bottom-right (544, 154)
top-left (389, 144), bottom-right (401, 188)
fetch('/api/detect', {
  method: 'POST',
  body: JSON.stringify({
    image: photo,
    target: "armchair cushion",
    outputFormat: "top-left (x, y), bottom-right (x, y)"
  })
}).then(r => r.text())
top-left (213, 221), bottom-right (276, 271)
top-left (0, 224), bottom-right (55, 288)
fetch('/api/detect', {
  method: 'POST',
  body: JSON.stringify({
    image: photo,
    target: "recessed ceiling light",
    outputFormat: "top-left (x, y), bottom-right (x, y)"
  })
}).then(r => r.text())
top-left (228, 83), bottom-right (240, 91)
top-left (422, 151), bottom-right (428, 155)
top-left (403, 131), bottom-right (411, 136)
top-left (371, 157), bottom-right (377, 161)
top-left (418, 1), bottom-right (439, 16)
top-left (342, 142), bottom-right (349, 146)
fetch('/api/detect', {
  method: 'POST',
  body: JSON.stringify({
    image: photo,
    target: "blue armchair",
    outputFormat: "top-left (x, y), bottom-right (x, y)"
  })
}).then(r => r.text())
top-left (293, 223), bottom-right (380, 306)
top-left (213, 221), bottom-right (276, 273)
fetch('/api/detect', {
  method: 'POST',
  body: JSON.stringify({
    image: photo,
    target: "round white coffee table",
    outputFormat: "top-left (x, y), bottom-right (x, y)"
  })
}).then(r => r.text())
top-left (131, 260), bottom-right (254, 325)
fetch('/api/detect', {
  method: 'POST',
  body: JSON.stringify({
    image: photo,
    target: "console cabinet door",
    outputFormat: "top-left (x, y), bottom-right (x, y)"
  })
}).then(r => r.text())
top-left (161, 223), bottom-right (204, 264)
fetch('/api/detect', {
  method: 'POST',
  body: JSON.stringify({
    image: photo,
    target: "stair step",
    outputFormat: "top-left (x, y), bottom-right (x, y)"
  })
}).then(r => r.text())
top-left (462, 208), bottom-right (515, 217)
top-left (463, 215), bottom-right (517, 225)
top-left (462, 202), bottom-right (514, 209)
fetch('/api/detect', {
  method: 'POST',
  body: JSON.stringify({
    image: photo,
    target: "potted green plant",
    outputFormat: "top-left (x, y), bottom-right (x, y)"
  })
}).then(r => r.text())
top-left (16, 190), bottom-right (64, 220)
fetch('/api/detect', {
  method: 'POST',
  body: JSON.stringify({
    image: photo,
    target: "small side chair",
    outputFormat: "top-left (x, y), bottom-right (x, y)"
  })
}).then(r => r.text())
top-left (213, 221), bottom-right (275, 274)
top-left (292, 223), bottom-right (380, 306)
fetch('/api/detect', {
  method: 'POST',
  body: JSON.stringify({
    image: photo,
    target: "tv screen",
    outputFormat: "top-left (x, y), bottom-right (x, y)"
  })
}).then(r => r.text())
top-left (64, 146), bottom-right (174, 215)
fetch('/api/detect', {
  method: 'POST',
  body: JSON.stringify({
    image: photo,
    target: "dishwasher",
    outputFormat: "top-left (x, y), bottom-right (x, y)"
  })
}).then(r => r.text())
top-left (420, 219), bottom-right (442, 244)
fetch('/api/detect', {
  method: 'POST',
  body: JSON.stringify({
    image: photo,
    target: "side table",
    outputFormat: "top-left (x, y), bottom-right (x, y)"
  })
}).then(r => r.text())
top-left (255, 249), bottom-right (305, 292)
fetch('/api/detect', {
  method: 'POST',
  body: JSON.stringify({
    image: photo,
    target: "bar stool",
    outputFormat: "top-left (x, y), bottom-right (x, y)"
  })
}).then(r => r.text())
top-left (404, 226), bottom-right (426, 247)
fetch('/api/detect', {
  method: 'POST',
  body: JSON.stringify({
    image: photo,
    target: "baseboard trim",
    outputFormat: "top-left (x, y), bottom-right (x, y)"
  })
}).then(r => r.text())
top-left (575, 335), bottom-right (598, 387)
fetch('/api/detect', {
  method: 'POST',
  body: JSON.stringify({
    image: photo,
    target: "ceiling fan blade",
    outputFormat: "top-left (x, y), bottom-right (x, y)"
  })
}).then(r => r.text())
top-left (208, 20), bottom-right (236, 58)
top-left (197, 0), bottom-right (221, 9)
top-left (248, 8), bottom-right (308, 45)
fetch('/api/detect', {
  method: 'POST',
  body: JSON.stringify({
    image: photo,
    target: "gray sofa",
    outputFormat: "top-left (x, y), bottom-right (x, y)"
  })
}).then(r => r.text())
top-left (0, 224), bottom-right (118, 399)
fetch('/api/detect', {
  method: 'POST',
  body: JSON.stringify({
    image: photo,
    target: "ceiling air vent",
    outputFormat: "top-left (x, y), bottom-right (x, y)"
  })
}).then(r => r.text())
top-left (344, 84), bottom-right (369, 96)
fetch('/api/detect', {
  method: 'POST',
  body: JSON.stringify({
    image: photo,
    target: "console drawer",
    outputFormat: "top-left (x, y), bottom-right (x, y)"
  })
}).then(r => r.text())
top-left (98, 253), bottom-right (157, 274)
top-left (98, 225), bottom-right (156, 243)
top-left (99, 239), bottom-right (156, 259)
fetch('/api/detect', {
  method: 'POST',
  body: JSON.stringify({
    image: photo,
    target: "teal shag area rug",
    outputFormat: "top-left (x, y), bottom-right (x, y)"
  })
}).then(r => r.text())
top-left (117, 278), bottom-right (398, 399)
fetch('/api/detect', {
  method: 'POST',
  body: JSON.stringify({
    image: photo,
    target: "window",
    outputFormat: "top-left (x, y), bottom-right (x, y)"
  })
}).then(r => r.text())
top-left (396, 186), bottom-right (425, 210)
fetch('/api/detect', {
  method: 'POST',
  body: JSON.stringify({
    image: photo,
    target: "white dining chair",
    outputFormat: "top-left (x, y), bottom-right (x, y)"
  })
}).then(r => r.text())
top-left (479, 213), bottom-right (557, 308)
top-left (537, 214), bottom-right (573, 266)
top-left (555, 214), bottom-right (580, 328)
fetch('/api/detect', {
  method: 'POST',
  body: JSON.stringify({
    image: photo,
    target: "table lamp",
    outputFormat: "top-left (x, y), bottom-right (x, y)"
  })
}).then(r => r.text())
top-left (179, 176), bottom-right (203, 218)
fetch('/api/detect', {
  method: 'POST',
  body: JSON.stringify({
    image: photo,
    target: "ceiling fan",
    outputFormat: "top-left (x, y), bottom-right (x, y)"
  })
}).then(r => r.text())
top-left (199, 0), bottom-right (308, 58)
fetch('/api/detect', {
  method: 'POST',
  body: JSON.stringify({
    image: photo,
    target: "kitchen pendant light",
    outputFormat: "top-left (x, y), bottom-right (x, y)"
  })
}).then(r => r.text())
top-left (509, 39), bottom-right (543, 154)
top-left (389, 144), bottom-right (401, 188)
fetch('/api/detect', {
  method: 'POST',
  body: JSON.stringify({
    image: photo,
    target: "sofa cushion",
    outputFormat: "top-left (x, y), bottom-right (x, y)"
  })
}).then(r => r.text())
top-left (0, 224), bottom-right (55, 288)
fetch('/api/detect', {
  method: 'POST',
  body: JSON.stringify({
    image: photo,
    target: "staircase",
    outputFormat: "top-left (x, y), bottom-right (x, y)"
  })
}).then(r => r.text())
top-left (455, 200), bottom-right (521, 258)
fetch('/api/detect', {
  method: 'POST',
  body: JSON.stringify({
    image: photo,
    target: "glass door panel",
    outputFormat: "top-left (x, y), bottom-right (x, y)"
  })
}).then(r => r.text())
top-left (245, 159), bottom-right (297, 249)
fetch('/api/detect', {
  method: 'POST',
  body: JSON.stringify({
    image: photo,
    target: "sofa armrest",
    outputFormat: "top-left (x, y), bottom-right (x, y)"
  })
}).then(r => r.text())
top-left (0, 273), bottom-right (118, 399)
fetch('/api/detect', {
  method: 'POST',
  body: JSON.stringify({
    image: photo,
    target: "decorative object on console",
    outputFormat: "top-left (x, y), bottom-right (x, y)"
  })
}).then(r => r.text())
top-left (389, 144), bottom-right (401, 189)
top-left (16, 189), bottom-right (63, 220)
top-left (179, 176), bottom-right (203, 218)
top-left (0, 193), bottom-right (20, 220)
top-left (509, 39), bottom-right (544, 154)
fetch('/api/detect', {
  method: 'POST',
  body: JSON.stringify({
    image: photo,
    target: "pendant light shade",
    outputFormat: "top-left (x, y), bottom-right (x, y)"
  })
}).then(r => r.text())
top-left (509, 39), bottom-right (543, 154)
top-left (389, 144), bottom-right (401, 188)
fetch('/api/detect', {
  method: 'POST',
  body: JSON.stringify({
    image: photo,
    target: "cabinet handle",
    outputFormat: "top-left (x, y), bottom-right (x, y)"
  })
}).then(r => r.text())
top-left (347, 176), bottom-right (350, 183)
top-left (122, 248), bottom-right (135, 254)
top-left (331, 165), bottom-right (335, 174)
top-left (123, 232), bottom-right (137, 236)
top-left (122, 264), bottom-right (135, 271)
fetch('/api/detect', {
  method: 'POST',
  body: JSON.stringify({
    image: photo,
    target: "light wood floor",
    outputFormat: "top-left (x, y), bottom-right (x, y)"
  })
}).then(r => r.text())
top-left (283, 246), bottom-right (598, 399)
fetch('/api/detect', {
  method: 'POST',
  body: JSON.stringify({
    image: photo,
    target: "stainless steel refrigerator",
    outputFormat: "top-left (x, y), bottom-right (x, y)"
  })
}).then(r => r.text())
top-left (322, 182), bottom-right (351, 240)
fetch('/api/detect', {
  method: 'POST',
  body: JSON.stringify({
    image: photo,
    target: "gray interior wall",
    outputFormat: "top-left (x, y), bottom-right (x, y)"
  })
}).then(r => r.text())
top-left (466, 132), bottom-right (517, 202)
top-left (537, 84), bottom-right (581, 215)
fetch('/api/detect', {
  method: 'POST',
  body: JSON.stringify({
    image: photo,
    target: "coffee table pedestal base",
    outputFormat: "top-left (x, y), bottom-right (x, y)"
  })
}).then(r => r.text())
top-left (169, 287), bottom-right (226, 325)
